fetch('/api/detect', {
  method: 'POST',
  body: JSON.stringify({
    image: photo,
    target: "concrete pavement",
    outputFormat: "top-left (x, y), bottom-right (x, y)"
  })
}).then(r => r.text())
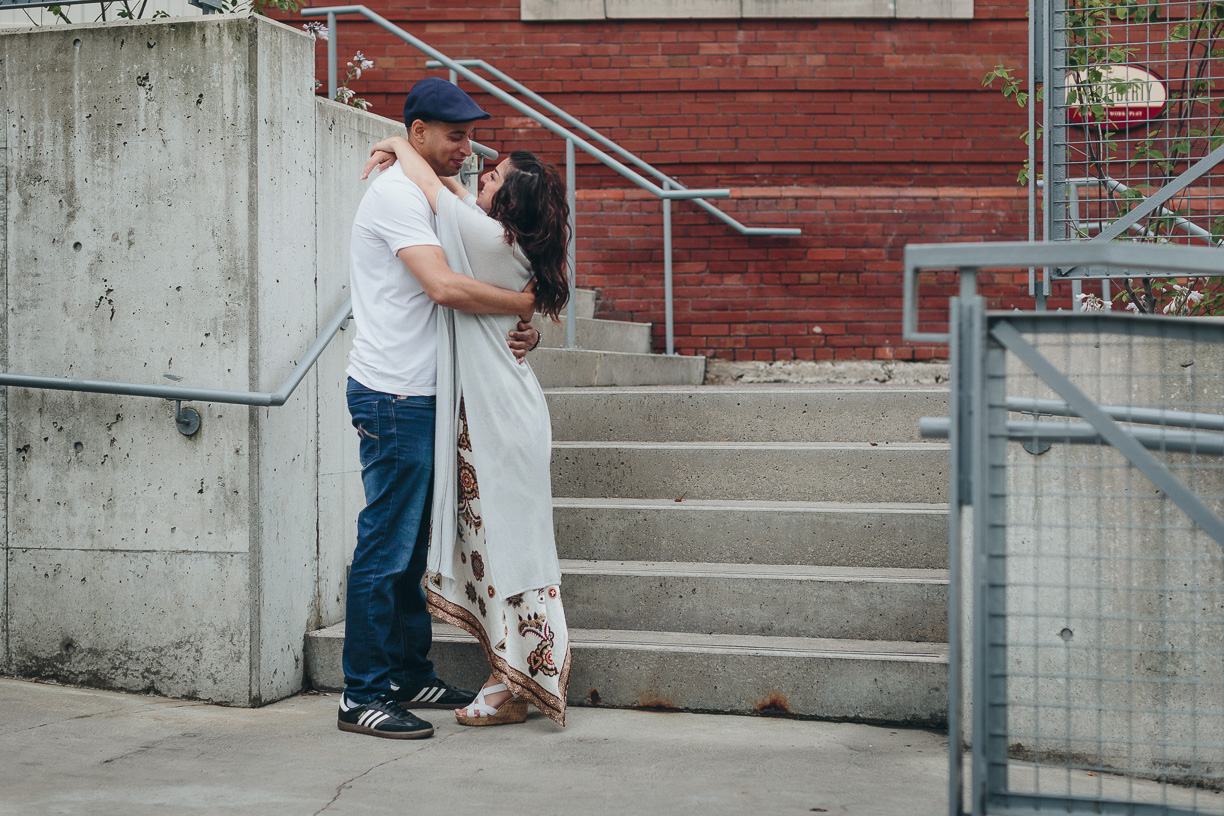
top-left (1, 678), bottom-right (951, 816)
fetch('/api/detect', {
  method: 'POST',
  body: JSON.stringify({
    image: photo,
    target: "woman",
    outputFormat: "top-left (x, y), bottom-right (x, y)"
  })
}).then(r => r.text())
top-left (364, 137), bottom-right (572, 727)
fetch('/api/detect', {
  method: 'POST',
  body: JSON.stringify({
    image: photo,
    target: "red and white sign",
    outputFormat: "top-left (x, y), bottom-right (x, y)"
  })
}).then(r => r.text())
top-left (1066, 64), bottom-right (1168, 129)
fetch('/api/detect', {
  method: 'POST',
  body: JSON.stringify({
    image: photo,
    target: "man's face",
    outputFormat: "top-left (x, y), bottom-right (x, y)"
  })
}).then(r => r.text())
top-left (414, 120), bottom-right (476, 177)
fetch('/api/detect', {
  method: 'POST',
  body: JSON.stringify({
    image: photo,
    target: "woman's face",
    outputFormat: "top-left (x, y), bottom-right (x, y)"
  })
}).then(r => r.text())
top-left (476, 158), bottom-right (513, 212)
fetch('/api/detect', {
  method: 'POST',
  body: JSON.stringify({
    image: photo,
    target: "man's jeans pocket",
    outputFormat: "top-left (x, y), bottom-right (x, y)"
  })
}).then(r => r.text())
top-left (347, 379), bottom-right (383, 469)
top-left (353, 410), bottom-right (380, 469)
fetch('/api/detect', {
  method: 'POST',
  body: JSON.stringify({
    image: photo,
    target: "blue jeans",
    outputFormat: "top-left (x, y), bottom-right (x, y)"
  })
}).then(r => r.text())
top-left (342, 378), bottom-right (437, 703)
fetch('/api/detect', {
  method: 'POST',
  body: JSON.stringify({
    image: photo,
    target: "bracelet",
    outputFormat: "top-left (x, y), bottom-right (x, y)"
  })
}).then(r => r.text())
top-left (528, 329), bottom-right (541, 351)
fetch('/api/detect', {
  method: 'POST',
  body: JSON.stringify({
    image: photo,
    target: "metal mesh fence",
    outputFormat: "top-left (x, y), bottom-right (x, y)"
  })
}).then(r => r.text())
top-left (1049, 0), bottom-right (1224, 247)
top-left (1039, 1), bottom-right (1224, 314)
top-left (979, 314), bottom-right (1224, 814)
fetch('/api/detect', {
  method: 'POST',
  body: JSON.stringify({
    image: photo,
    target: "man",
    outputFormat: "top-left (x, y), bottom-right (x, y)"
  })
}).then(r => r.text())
top-left (337, 77), bottom-right (540, 740)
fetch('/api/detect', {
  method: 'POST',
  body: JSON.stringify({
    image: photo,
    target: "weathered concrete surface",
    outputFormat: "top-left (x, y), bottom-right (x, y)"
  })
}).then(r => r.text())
top-left (0, 14), bottom-right (379, 704)
top-left (557, 560), bottom-right (948, 642)
top-left (531, 347), bottom-right (705, 387)
top-left (8, 676), bottom-right (1213, 816)
top-left (551, 441), bottom-right (949, 503)
top-left (307, 622), bottom-right (950, 725)
top-left (740, 0), bottom-right (891, 17)
top-left (250, 10), bottom-right (320, 708)
top-left (536, 315), bottom-right (652, 354)
top-left (605, 0), bottom-right (740, 19)
top-left (0, 105), bottom-right (7, 678)
top-left (1, 677), bottom-right (957, 816)
top-left (313, 99), bottom-right (401, 630)
top-left (704, 358), bottom-right (950, 385)
top-left (546, 385), bottom-right (948, 442)
top-left (569, 287), bottom-right (597, 319)
top-left (553, 498), bottom-right (948, 568)
top-left (896, 0), bottom-right (973, 18)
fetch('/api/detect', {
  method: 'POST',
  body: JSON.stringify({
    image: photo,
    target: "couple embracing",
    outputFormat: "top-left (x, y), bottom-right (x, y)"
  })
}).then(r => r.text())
top-left (337, 77), bottom-right (571, 739)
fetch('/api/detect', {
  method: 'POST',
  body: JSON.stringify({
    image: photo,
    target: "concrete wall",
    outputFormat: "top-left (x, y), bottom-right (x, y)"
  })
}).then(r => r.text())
top-left (0, 13), bottom-right (394, 704)
top-left (0, 0), bottom-right (203, 28)
top-left (313, 100), bottom-right (400, 630)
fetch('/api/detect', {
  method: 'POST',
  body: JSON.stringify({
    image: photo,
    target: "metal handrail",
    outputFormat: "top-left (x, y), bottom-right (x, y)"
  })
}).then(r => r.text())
top-left (1039, 177), bottom-right (1218, 308)
top-left (302, 6), bottom-right (725, 202)
top-left (301, 4), bottom-right (799, 354)
top-left (1055, 176), bottom-right (1218, 246)
top-left (0, 297), bottom-right (353, 436)
top-left (902, 240), bottom-right (1224, 343)
top-left (425, 58), bottom-right (803, 239)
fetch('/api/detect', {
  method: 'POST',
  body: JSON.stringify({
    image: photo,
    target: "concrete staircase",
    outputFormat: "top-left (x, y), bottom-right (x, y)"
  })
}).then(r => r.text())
top-left (306, 384), bottom-right (952, 725)
top-left (528, 289), bottom-right (706, 388)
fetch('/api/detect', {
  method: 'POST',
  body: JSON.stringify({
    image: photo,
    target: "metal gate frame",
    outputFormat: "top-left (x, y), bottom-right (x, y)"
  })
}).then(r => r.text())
top-left (904, 240), bottom-right (1224, 816)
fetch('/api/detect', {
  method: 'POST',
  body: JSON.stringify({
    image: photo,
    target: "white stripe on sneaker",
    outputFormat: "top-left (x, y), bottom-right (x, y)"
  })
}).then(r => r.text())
top-left (367, 712), bottom-right (389, 729)
top-left (426, 687), bottom-right (446, 704)
top-left (410, 688), bottom-right (430, 702)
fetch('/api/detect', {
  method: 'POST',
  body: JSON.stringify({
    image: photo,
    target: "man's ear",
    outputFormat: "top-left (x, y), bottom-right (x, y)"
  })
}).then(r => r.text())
top-left (407, 119), bottom-right (427, 144)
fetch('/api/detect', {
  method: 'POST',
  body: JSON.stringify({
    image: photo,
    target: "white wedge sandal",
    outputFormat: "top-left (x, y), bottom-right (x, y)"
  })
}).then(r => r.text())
top-left (454, 682), bottom-right (528, 727)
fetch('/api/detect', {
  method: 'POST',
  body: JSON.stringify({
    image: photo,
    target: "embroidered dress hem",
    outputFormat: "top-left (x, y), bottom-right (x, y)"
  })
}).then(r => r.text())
top-left (426, 589), bottom-right (571, 725)
top-left (426, 400), bottom-right (569, 726)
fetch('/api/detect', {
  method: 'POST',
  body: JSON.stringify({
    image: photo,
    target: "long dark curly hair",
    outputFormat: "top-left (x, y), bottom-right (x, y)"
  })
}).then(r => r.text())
top-left (486, 151), bottom-right (571, 319)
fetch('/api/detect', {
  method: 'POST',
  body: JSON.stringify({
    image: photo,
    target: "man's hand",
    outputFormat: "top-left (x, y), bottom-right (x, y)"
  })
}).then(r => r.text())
top-left (508, 320), bottom-right (541, 364)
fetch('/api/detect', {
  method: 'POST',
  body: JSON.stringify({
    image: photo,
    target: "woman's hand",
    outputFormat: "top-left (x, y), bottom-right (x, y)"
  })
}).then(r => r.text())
top-left (360, 150), bottom-right (396, 180)
top-left (360, 136), bottom-right (426, 181)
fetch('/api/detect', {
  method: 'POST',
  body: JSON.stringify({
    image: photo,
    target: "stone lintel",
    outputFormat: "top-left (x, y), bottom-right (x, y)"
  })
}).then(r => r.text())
top-left (522, 0), bottom-right (972, 19)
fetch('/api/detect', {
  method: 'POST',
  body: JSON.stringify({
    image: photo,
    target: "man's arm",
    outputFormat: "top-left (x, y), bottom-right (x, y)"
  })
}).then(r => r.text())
top-left (398, 245), bottom-right (535, 316)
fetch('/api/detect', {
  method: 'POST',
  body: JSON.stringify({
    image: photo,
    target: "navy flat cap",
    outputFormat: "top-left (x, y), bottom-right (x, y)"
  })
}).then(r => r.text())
top-left (403, 77), bottom-right (491, 126)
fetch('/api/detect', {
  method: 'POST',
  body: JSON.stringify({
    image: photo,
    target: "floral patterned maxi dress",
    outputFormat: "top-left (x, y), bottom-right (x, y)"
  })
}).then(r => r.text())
top-left (426, 400), bottom-right (571, 725)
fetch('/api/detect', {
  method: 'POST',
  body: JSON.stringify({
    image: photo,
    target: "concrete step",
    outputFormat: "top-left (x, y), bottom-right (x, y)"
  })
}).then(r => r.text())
top-left (531, 348), bottom-right (705, 388)
top-left (305, 622), bottom-right (948, 725)
top-left (553, 499), bottom-right (948, 569)
top-left (546, 386), bottom-right (948, 443)
top-left (572, 288), bottom-right (597, 320)
top-left (551, 442), bottom-right (949, 503)
top-left (536, 316), bottom-right (652, 354)
top-left (558, 560), bottom-right (948, 642)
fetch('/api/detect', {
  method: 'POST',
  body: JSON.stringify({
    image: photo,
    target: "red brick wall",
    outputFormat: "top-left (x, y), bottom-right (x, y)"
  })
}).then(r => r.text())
top-left (287, 0), bottom-right (1038, 360)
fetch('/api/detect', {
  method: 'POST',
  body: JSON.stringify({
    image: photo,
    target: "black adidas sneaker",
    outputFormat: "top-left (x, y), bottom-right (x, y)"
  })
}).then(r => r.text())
top-left (392, 677), bottom-right (478, 709)
top-left (337, 694), bottom-right (435, 739)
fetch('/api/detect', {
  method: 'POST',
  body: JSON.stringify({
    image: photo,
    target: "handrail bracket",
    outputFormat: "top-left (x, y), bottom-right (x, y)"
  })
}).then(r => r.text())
top-left (174, 400), bottom-right (202, 437)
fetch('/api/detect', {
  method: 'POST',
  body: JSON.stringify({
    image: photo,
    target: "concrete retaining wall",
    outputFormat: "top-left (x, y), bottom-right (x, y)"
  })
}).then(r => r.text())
top-left (313, 100), bottom-right (401, 631)
top-left (0, 14), bottom-right (398, 704)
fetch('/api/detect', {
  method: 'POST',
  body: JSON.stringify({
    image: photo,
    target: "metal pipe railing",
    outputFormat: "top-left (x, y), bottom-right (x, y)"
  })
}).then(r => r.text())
top-left (302, 4), bottom-right (799, 354)
top-left (425, 58), bottom-right (803, 239)
top-left (902, 240), bottom-right (1224, 344)
top-left (1038, 177), bottom-right (1220, 308)
top-left (920, 416), bottom-right (1224, 456)
top-left (0, 297), bottom-right (353, 436)
top-left (304, 7), bottom-right (725, 202)
top-left (1004, 396), bottom-right (1224, 432)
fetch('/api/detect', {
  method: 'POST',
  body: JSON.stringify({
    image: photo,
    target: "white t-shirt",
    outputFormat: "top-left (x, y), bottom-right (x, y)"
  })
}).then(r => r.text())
top-left (346, 163), bottom-right (443, 396)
